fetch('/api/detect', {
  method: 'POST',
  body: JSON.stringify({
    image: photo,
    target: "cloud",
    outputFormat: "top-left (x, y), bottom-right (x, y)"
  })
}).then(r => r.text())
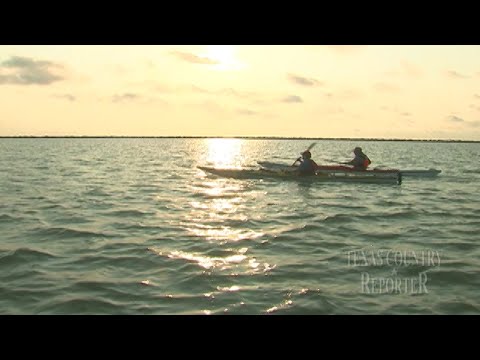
top-left (316, 105), bottom-right (345, 115)
top-left (170, 51), bottom-right (218, 65)
top-left (153, 84), bottom-right (175, 93)
top-left (373, 82), bottom-right (401, 92)
top-left (326, 45), bottom-right (366, 54)
top-left (190, 85), bottom-right (210, 93)
top-left (186, 100), bottom-right (226, 114)
top-left (152, 82), bottom-right (296, 106)
top-left (400, 118), bottom-right (415, 126)
top-left (446, 115), bottom-right (480, 128)
top-left (146, 60), bottom-right (156, 69)
top-left (447, 115), bottom-right (465, 123)
top-left (380, 105), bottom-right (412, 117)
top-left (324, 89), bottom-right (362, 100)
top-left (53, 94), bottom-right (76, 101)
top-left (401, 61), bottom-right (422, 77)
top-left (281, 95), bottom-right (303, 103)
top-left (190, 84), bottom-right (268, 104)
top-left (148, 82), bottom-right (273, 107)
top-left (112, 93), bottom-right (139, 103)
top-left (474, 94), bottom-right (480, 99)
top-left (108, 93), bottom-right (167, 106)
top-left (237, 108), bottom-right (257, 116)
top-left (0, 56), bottom-right (64, 85)
top-left (385, 61), bottom-right (423, 78)
top-left (218, 88), bottom-right (255, 98)
top-left (287, 73), bottom-right (322, 87)
top-left (447, 70), bottom-right (469, 79)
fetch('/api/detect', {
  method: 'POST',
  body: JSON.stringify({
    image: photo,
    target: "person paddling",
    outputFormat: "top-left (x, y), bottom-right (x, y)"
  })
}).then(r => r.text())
top-left (345, 147), bottom-right (371, 171)
top-left (294, 150), bottom-right (319, 176)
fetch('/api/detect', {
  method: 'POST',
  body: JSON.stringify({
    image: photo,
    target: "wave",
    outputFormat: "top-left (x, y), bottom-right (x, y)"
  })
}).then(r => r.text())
top-left (0, 247), bottom-right (58, 266)
top-left (34, 226), bottom-right (114, 239)
top-left (38, 203), bottom-right (68, 210)
top-left (433, 299), bottom-right (480, 314)
top-left (0, 214), bottom-right (17, 222)
top-left (106, 209), bottom-right (152, 217)
top-left (38, 297), bottom-right (125, 315)
top-left (84, 188), bottom-right (111, 197)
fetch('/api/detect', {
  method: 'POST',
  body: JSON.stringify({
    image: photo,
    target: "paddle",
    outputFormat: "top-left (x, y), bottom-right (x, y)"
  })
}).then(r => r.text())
top-left (292, 142), bottom-right (317, 166)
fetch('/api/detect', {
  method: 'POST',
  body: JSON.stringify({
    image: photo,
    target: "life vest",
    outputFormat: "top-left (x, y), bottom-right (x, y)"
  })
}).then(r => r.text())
top-left (353, 154), bottom-right (371, 170)
top-left (299, 158), bottom-right (316, 175)
top-left (363, 156), bottom-right (371, 168)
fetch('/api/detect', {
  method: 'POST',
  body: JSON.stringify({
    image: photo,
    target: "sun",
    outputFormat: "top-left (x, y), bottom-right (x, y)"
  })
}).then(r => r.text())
top-left (204, 45), bottom-right (243, 71)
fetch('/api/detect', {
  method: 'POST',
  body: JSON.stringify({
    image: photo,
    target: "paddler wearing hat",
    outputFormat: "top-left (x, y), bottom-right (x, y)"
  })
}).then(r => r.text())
top-left (293, 150), bottom-right (319, 176)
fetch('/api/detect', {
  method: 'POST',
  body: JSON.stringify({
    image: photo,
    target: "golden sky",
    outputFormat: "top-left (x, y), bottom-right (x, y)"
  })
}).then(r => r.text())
top-left (1, 45), bottom-right (479, 139)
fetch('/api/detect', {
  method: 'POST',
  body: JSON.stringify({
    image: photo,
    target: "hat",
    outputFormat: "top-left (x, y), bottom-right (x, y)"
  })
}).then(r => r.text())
top-left (301, 150), bottom-right (312, 158)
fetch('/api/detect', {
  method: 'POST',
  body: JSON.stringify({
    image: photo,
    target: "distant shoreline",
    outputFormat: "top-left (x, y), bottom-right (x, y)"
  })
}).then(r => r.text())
top-left (0, 136), bottom-right (479, 143)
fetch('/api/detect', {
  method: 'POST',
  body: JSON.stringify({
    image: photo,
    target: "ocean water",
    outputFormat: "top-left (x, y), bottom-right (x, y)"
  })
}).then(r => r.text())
top-left (1, 138), bottom-right (479, 315)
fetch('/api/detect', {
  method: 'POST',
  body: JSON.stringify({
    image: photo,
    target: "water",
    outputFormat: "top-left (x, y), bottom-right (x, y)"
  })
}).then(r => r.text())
top-left (0, 138), bottom-right (479, 314)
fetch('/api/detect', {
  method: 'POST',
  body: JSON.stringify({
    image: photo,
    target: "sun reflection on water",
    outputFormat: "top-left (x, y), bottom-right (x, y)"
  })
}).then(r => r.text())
top-left (157, 137), bottom-right (274, 275)
top-left (148, 247), bottom-right (275, 274)
top-left (188, 166), bottom-right (265, 242)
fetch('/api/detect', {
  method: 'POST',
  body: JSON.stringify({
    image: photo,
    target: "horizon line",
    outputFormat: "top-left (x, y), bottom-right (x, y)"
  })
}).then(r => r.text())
top-left (1, 135), bottom-right (479, 143)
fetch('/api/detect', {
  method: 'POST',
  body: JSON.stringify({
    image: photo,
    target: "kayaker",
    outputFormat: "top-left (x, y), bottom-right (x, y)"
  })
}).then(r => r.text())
top-left (295, 150), bottom-right (319, 176)
top-left (346, 147), bottom-right (371, 170)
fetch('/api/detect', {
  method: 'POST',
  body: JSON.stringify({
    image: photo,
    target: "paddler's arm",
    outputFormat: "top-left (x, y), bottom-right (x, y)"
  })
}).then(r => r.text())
top-left (291, 157), bottom-right (302, 167)
top-left (342, 157), bottom-right (358, 166)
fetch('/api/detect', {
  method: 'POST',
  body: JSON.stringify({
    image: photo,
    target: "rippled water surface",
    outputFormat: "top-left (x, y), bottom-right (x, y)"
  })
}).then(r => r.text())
top-left (1, 138), bottom-right (479, 314)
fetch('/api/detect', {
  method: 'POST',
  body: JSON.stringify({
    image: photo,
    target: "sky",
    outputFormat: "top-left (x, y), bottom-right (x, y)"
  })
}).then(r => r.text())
top-left (0, 45), bottom-right (479, 140)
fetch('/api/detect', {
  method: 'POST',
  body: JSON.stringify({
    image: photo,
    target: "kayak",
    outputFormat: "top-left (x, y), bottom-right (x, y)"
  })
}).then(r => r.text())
top-left (257, 161), bottom-right (441, 177)
top-left (198, 166), bottom-right (402, 184)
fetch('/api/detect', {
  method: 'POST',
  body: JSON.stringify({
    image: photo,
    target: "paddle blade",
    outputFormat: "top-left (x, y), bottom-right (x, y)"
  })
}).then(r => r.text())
top-left (306, 142), bottom-right (317, 151)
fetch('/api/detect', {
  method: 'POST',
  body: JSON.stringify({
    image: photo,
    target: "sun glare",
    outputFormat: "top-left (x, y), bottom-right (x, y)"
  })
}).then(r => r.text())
top-left (204, 45), bottom-right (243, 71)
top-left (206, 138), bottom-right (243, 167)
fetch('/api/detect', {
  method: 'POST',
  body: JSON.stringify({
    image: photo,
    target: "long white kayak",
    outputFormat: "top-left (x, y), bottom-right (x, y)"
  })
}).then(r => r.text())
top-left (257, 161), bottom-right (441, 177)
top-left (198, 166), bottom-right (402, 184)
